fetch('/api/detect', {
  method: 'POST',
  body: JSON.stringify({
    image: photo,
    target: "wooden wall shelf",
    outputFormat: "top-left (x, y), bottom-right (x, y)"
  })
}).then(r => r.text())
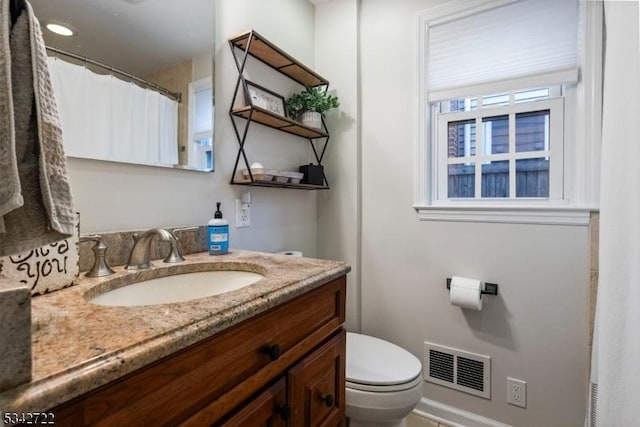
top-left (228, 30), bottom-right (332, 190)
top-left (229, 30), bottom-right (329, 87)
top-left (232, 179), bottom-right (330, 190)
top-left (231, 106), bottom-right (328, 139)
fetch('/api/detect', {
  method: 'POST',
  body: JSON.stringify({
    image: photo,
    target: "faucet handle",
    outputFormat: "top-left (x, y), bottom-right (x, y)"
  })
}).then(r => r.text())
top-left (79, 234), bottom-right (116, 277)
top-left (162, 228), bottom-right (196, 264)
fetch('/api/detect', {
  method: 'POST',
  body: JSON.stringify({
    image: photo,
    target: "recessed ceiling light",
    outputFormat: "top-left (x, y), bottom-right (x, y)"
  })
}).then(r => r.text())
top-left (46, 23), bottom-right (74, 37)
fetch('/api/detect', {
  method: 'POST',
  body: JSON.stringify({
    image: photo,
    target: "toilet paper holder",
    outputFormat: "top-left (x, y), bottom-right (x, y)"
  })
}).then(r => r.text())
top-left (446, 278), bottom-right (499, 296)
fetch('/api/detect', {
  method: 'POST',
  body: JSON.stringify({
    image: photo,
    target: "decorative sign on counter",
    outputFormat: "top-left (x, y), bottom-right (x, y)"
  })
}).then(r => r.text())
top-left (0, 214), bottom-right (79, 296)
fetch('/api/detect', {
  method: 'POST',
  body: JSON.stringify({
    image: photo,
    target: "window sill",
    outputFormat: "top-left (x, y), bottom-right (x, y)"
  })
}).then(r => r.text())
top-left (414, 204), bottom-right (592, 226)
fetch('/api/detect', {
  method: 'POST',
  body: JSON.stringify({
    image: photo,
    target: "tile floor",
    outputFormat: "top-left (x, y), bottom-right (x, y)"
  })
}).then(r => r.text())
top-left (407, 413), bottom-right (452, 427)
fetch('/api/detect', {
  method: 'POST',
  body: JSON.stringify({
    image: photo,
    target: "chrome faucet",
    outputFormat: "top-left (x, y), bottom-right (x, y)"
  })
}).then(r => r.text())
top-left (126, 228), bottom-right (178, 270)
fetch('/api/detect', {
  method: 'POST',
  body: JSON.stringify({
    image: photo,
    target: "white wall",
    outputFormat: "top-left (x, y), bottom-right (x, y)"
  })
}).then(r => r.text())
top-left (315, 0), bottom-right (361, 332)
top-left (67, 0), bottom-right (319, 257)
top-left (316, 0), bottom-right (590, 426)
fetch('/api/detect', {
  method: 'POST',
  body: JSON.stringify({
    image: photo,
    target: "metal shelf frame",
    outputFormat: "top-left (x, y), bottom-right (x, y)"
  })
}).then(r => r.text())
top-left (228, 30), bottom-right (331, 190)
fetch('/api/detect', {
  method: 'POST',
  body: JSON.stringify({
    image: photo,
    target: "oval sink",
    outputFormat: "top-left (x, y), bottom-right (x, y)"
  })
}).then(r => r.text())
top-left (90, 270), bottom-right (264, 307)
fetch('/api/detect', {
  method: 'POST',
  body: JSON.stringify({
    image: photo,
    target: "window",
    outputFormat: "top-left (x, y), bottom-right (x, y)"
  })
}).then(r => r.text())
top-left (188, 77), bottom-right (214, 170)
top-left (436, 87), bottom-right (563, 201)
top-left (414, 0), bottom-right (600, 225)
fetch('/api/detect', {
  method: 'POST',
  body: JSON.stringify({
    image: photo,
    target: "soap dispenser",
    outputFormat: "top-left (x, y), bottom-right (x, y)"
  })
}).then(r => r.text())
top-left (208, 202), bottom-right (229, 255)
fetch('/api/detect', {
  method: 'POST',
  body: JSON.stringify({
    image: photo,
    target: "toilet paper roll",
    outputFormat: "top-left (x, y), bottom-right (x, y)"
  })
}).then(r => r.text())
top-left (449, 276), bottom-right (483, 311)
top-left (277, 250), bottom-right (303, 257)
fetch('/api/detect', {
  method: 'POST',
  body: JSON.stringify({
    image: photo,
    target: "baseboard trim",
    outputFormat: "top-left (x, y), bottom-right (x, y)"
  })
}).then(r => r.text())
top-left (413, 398), bottom-right (512, 427)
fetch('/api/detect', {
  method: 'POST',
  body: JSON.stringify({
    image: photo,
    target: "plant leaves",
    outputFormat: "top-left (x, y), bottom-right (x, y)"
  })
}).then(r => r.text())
top-left (286, 86), bottom-right (339, 119)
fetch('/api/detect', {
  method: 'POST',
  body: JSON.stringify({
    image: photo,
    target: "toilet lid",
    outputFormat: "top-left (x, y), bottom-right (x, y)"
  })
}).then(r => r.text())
top-left (346, 332), bottom-right (422, 387)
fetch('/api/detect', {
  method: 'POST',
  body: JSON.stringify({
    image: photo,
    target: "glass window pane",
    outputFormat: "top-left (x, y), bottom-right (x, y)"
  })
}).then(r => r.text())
top-left (481, 160), bottom-right (509, 197)
top-left (516, 110), bottom-right (549, 152)
top-left (195, 137), bottom-right (212, 147)
top-left (448, 99), bottom-right (465, 112)
top-left (482, 115), bottom-right (508, 155)
top-left (516, 158), bottom-right (549, 197)
top-left (444, 98), bottom-right (477, 112)
top-left (515, 88), bottom-right (549, 103)
top-left (192, 138), bottom-right (213, 170)
top-left (482, 93), bottom-right (509, 107)
top-left (205, 150), bottom-right (213, 170)
top-left (448, 120), bottom-right (476, 158)
top-left (194, 87), bottom-right (213, 133)
top-left (448, 164), bottom-right (475, 198)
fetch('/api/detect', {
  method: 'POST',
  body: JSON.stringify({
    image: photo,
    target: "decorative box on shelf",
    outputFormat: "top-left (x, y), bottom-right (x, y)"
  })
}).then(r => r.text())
top-left (239, 167), bottom-right (307, 187)
top-left (299, 164), bottom-right (325, 186)
top-left (242, 167), bottom-right (276, 182)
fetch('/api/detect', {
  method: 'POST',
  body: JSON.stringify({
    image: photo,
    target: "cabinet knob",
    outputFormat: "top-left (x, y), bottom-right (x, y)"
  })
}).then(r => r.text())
top-left (263, 344), bottom-right (281, 361)
top-left (320, 393), bottom-right (334, 407)
top-left (276, 403), bottom-right (291, 420)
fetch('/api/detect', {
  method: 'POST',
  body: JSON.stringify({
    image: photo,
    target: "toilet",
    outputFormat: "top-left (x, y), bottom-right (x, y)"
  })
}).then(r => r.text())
top-left (345, 332), bottom-right (423, 427)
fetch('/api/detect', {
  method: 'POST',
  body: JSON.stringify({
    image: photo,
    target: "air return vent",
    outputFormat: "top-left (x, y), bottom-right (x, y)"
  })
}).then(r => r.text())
top-left (424, 342), bottom-right (490, 399)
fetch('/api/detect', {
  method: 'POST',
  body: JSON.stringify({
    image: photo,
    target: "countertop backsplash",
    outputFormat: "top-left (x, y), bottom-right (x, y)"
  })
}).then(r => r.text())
top-left (76, 226), bottom-right (208, 273)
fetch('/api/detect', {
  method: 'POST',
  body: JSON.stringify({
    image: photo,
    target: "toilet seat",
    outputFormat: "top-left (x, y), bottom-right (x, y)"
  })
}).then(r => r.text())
top-left (346, 373), bottom-right (422, 392)
top-left (346, 333), bottom-right (423, 393)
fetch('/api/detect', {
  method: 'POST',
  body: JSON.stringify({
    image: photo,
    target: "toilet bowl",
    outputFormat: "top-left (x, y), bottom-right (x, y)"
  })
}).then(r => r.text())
top-left (345, 332), bottom-right (423, 427)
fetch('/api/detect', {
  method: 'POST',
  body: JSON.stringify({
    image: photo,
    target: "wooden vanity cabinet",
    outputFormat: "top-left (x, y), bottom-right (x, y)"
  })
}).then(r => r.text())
top-left (288, 330), bottom-right (346, 427)
top-left (218, 378), bottom-right (288, 427)
top-left (51, 276), bottom-right (346, 427)
top-left (220, 330), bottom-right (345, 427)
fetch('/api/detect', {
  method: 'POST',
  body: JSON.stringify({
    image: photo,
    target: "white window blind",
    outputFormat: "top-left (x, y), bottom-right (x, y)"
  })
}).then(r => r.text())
top-left (427, 0), bottom-right (578, 99)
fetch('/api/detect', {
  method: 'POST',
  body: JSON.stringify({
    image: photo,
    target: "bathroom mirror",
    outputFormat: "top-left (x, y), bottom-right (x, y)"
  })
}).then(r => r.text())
top-left (30, 0), bottom-right (215, 172)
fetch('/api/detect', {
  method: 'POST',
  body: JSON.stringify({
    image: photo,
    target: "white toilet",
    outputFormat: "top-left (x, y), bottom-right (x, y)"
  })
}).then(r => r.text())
top-left (345, 332), bottom-right (423, 427)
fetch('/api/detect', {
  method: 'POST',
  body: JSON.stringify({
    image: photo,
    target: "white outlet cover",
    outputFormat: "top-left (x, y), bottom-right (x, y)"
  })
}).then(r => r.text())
top-left (235, 199), bottom-right (250, 228)
top-left (507, 377), bottom-right (527, 408)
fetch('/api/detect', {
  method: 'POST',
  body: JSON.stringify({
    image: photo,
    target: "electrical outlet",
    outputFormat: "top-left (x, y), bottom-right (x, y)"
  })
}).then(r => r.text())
top-left (235, 199), bottom-right (251, 227)
top-left (507, 377), bottom-right (527, 408)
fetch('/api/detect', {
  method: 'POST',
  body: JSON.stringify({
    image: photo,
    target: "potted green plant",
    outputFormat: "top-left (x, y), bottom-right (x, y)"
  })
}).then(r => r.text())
top-left (285, 86), bottom-right (339, 129)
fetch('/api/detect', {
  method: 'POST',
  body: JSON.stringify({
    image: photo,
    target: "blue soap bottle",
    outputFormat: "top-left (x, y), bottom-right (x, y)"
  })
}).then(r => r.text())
top-left (208, 202), bottom-right (229, 255)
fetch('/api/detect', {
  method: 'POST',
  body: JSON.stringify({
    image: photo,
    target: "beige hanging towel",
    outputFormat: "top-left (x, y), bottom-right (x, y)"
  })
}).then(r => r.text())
top-left (0, 1), bottom-right (21, 229)
top-left (0, 0), bottom-right (75, 257)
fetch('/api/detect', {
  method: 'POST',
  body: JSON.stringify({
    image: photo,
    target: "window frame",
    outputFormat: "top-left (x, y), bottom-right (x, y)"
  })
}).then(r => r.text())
top-left (435, 96), bottom-right (564, 203)
top-left (413, 0), bottom-right (602, 226)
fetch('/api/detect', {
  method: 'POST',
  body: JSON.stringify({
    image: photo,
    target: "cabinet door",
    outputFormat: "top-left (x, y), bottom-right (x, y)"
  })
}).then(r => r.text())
top-left (289, 330), bottom-right (346, 427)
top-left (219, 378), bottom-right (289, 427)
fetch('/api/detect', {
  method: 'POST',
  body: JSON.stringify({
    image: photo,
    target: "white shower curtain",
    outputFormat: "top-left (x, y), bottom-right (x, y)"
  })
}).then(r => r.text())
top-left (589, 1), bottom-right (640, 425)
top-left (48, 57), bottom-right (178, 167)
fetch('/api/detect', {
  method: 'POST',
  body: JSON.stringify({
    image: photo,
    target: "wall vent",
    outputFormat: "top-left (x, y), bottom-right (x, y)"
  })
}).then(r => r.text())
top-left (424, 342), bottom-right (491, 399)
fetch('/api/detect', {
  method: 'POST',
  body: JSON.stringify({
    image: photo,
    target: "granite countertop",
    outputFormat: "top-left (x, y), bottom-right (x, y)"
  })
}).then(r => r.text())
top-left (0, 250), bottom-right (350, 413)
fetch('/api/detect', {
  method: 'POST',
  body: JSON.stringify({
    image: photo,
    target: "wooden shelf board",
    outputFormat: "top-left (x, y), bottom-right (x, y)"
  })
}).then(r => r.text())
top-left (232, 179), bottom-right (329, 190)
top-left (229, 30), bottom-right (329, 87)
top-left (231, 106), bottom-right (329, 139)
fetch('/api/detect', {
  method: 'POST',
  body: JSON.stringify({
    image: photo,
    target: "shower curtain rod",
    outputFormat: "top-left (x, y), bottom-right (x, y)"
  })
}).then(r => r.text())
top-left (46, 46), bottom-right (182, 103)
